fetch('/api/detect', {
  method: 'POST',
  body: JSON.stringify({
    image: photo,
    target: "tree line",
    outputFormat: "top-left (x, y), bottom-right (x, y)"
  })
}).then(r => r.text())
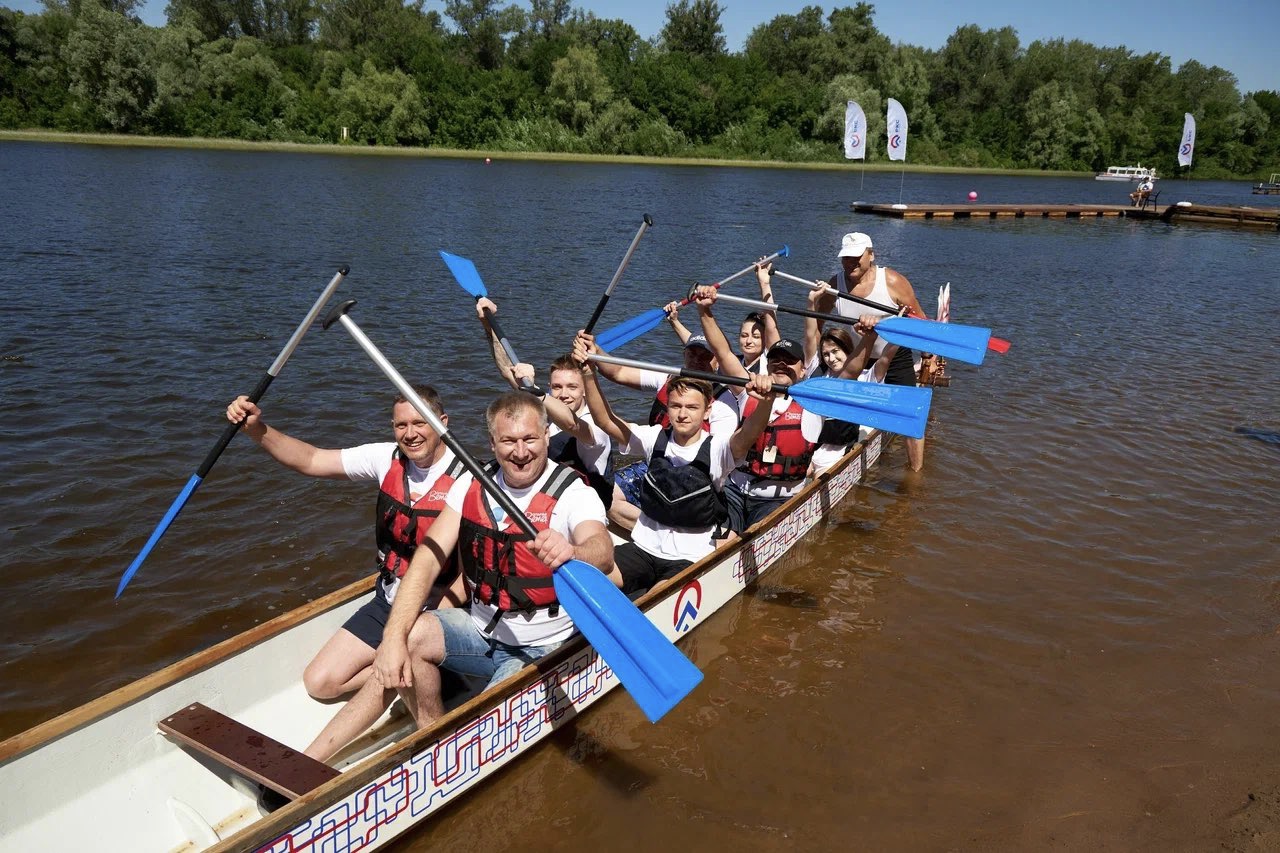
top-left (2, 0), bottom-right (1276, 177)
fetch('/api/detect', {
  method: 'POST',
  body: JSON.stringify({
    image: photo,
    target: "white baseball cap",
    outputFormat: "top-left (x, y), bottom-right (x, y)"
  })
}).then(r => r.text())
top-left (838, 232), bottom-right (873, 258)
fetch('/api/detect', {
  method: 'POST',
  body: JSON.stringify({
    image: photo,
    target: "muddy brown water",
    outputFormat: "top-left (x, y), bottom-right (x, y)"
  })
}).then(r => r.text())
top-left (1, 141), bottom-right (1277, 850)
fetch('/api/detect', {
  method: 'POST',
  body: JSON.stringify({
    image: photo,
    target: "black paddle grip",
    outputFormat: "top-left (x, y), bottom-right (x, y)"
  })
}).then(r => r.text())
top-left (322, 299), bottom-right (357, 330)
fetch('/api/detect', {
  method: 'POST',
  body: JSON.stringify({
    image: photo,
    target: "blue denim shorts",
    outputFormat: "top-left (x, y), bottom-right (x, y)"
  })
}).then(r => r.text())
top-left (613, 460), bottom-right (648, 506)
top-left (433, 607), bottom-right (564, 690)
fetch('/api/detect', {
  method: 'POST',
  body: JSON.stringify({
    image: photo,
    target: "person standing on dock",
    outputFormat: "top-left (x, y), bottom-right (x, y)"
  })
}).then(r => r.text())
top-left (802, 232), bottom-right (929, 471)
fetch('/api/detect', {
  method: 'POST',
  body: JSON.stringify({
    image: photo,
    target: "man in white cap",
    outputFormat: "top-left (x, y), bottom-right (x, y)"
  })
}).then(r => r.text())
top-left (813, 232), bottom-right (928, 470)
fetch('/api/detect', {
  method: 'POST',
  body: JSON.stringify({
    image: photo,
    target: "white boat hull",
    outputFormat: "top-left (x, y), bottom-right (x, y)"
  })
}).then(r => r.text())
top-left (0, 433), bottom-right (886, 853)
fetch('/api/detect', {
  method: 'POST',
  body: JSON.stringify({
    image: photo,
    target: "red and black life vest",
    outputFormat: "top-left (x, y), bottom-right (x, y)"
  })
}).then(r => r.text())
top-left (456, 462), bottom-right (580, 633)
top-left (647, 379), bottom-right (734, 431)
top-left (374, 451), bottom-right (465, 587)
top-left (739, 398), bottom-right (818, 481)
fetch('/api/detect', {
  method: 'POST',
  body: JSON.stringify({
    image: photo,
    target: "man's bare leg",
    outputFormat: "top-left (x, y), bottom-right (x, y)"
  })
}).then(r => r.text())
top-left (905, 436), bottom-right (925, 472)
top-left (302, 612), bottom-right (447, 762)
top-left (303, 677), bottom-right (395, 762)
top-left (303, 628), bottom-right (375, 699)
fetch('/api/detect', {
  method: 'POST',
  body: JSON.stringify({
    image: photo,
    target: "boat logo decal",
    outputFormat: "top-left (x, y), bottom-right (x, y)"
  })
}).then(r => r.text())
top-left (674, 580), bottom-right (702, 633)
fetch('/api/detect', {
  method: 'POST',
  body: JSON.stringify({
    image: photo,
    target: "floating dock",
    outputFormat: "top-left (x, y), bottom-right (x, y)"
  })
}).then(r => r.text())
top-left (850, 202), bottom-right (1279, 230)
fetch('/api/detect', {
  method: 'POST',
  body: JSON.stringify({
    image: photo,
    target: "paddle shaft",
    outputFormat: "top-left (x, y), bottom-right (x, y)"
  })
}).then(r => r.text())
top-left (116, 266), bottom-right (349, 597)
top-left (673, 246), bottom-right (790, 310)
top-left (771, 269), bottom-right (905, 316)
top-left (711, 290), bottom-right (871, 329)
top-left (773, 269), bottom-right (1011, 353)
top-left (584, 213), bottom-right (652, 333)
top-left (327, 304), bottom-right (538, 539)
top-left (588, 353), bottom-right (790, 397)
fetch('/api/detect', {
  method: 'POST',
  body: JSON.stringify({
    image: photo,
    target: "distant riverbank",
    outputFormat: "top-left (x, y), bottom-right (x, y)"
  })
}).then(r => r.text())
top-left (0, 129), bottom-right (1091, 179)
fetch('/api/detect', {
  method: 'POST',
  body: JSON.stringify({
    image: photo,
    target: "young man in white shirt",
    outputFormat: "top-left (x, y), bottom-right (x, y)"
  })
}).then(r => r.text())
top-left (573, 331), bottom-right (778, 595)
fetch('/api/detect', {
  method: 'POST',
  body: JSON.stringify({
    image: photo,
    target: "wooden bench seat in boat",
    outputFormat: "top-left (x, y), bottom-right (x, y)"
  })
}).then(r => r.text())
top-left (159, 703), bottom-right (339, 800)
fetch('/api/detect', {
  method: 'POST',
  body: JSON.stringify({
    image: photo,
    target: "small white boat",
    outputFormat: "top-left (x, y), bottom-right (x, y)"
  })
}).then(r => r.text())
top-left (1252, 173), bottom-right (1280, 195)
top-left (0, 422), bottom-right (916, 852)
top-left (1095, 164), bottom-right (1158, 182)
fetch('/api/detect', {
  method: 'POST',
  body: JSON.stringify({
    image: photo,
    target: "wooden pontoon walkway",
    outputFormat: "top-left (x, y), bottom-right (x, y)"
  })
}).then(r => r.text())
top-left (850, 201), bottom-right (1279, 230)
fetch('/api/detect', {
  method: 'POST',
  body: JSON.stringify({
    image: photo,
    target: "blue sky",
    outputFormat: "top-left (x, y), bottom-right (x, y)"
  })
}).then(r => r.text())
top-left (5, 0), bottom-right (1276, 94)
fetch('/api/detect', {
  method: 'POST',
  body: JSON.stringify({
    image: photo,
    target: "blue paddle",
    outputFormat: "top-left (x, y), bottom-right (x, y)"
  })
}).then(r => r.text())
top-left (323, 300), bottom-right (703, 724)
top-left (115, 266), bottom-right (349, 599)
top-left (772, 269), bottom-right (1011, 355)
top-left (588, 353), bottom-right (932, 439)
top-left (596, 246), bottom-right (790, 351)
top-left (440, 251), bottom-right (543, 395)
top-left (711, 290), bottom-right (991, 365)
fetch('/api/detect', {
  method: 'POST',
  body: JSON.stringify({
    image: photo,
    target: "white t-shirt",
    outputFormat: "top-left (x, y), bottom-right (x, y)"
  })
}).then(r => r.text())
top-left (637, 369), bottom-right (740, 435)
top-left (445, 463), bottom-right (607, 646)
top-left (340, 442), bottom-right (459, 604)
top-left (625, 425), bottom-right (737, 562)
top-left (548, 407), bottom-right (611, 477)
top-left (728, 398), bottom-right (824, 499)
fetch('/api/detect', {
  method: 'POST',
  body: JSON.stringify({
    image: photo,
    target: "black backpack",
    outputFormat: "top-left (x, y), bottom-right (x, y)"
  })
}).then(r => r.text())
top-left (639, 429), bottom-right (729, 529)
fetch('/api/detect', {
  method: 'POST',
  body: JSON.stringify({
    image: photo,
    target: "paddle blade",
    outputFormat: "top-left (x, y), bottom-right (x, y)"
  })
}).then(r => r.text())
top-left (987, 336), bottom-right (1011, 353)
top-left (439, 251), bottom-right (488, 299)
top-left (875, 316), bottom-right (990, 365)
top-left (116, 474), bottom-right (203, 598)
top-left (790, 377), bottom-right (932, 439)
top-left (553, 560), bottom-right (702, 723)
top-left (595, 308), bottom-right (668, 351)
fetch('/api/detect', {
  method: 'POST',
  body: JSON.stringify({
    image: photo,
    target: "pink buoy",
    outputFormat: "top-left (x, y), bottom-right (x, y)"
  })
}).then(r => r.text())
top-left (967, 191), bottom-right (978, 201)
top-left (485, 157), bottom-right (492, 164)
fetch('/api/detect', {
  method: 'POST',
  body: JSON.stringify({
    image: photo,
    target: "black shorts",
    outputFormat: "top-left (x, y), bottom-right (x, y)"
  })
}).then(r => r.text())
top-left (341, 592), bottom-right (392, 649)
top-left (883, 346), bottom-right (917, 386)
top-left (614, 542), bottom-right (692, 597)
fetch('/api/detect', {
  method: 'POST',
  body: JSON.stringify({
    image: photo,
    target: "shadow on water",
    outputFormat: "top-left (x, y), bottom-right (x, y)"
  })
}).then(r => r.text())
top-left (1235, 426), bottom-right (1280, 447)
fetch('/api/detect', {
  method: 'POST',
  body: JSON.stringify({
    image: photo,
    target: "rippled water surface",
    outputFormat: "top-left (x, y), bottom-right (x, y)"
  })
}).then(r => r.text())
top-left (1, 141), bottom-right (1278, 851)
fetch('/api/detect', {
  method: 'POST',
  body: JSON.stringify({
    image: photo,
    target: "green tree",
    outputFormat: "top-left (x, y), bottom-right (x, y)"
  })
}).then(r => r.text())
top-left (147, 14), bottom-right (204, 132)
top-left (932, 24), bottom-right (1021, 157)
top-left (61, 0), bottom-right (155, 130)
top-left (445, 0), bottom-right (524, 69)
top-left (331, 58), bottom-right (429, 143)
top-left (188, 36), bottom-right (298, 138)
top-left (820, 3), bottom-right (889, 82)
top-left (547, 44), bottom-right (611, 132)
top-left (1021, 81), bottom-right (1107, 170)
top-left (660, 0), bottom-right (725, 59)
top-left (742, 5), bottom-right (824, 79)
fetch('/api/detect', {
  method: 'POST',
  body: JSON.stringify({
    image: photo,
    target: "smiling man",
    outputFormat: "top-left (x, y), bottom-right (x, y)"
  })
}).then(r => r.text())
top-left (226, 388), bottom-right (466, 702)
top-left (348, 391), bottom-right (615, 734)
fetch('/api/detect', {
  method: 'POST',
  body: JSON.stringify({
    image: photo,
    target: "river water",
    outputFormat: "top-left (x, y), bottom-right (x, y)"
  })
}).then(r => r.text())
top-left (1, 141), bottom-right (1277, 851)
